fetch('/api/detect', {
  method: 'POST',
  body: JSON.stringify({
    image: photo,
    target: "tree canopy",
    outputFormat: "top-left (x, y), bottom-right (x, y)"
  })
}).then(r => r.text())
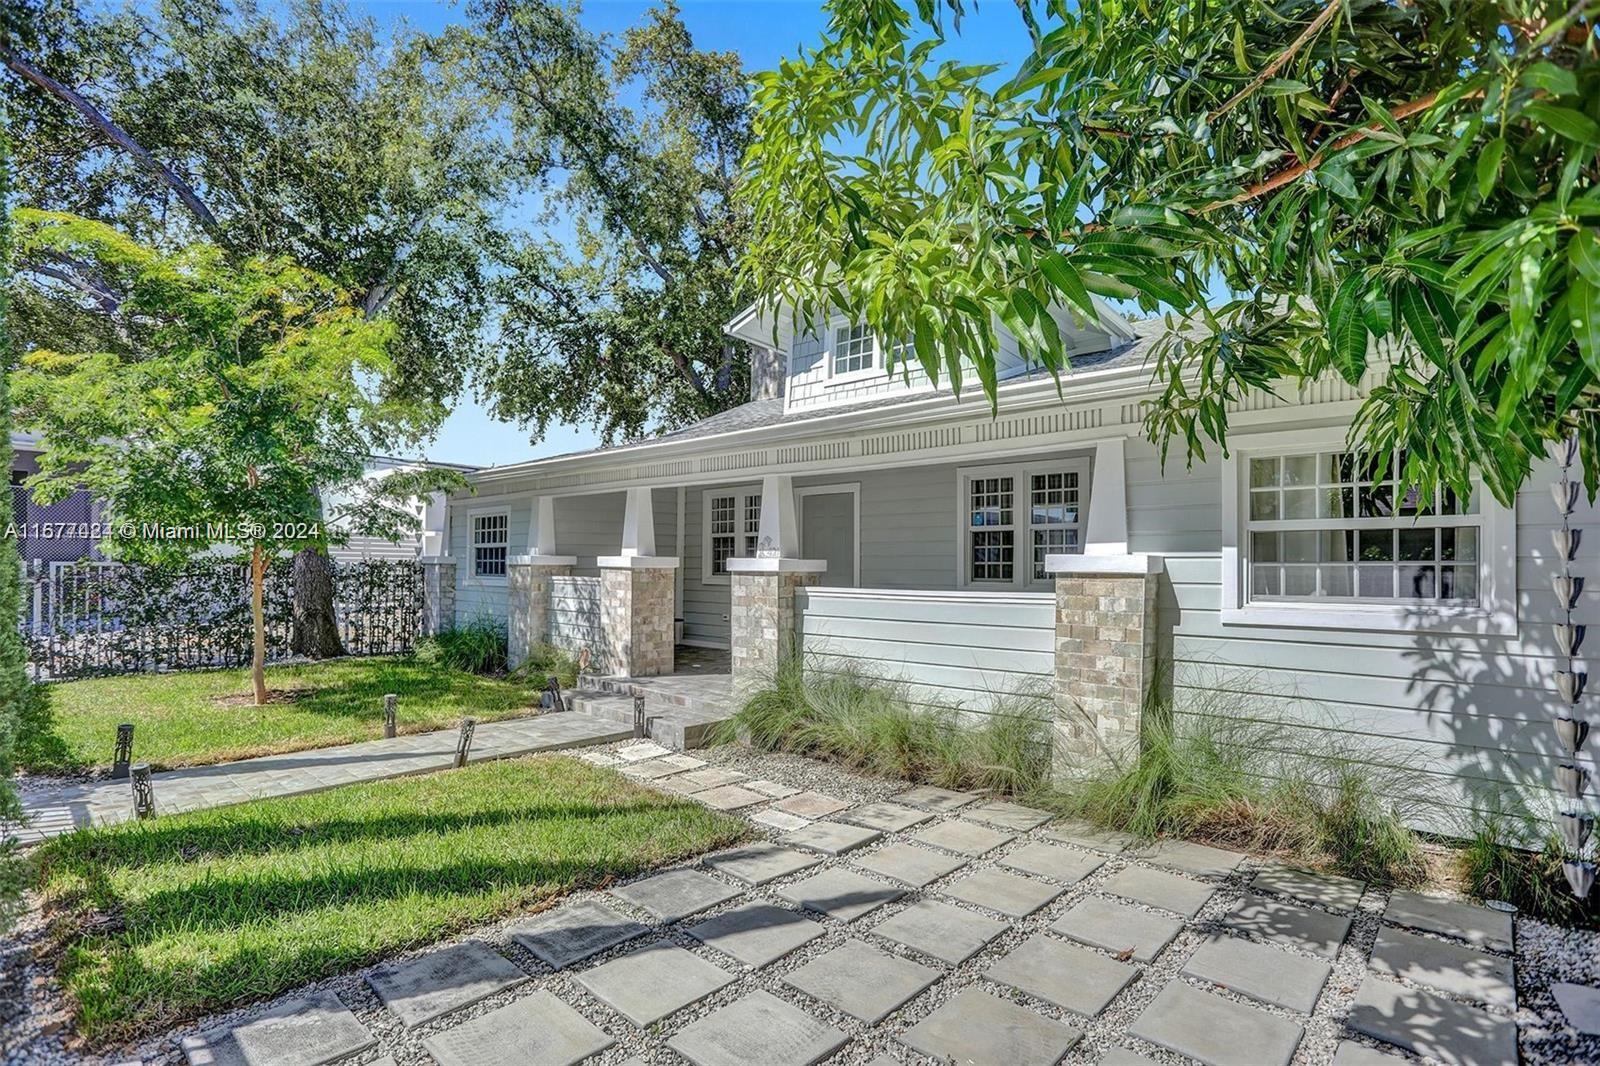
top-left (743, 0), bottom-right (1600, 503)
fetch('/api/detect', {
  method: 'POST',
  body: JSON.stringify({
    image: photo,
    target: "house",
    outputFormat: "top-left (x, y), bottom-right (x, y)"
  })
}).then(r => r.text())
top-left (436, 298), bottom-right (1560, 830)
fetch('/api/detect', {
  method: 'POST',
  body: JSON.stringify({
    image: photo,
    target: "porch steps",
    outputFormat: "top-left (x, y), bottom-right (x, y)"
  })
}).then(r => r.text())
top-left (565, 675), bottom-right (735, 751)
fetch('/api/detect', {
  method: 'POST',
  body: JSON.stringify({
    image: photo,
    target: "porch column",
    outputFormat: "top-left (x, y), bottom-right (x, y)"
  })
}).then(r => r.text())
top-left (1046, 553), bottom-right (1163, 778)
top-left (597, 487), bottom-right (678, 677)
top-left (728, 474), bottom-right (826, 694)
top-left (1084, 437), bottom-right (1130, 555)
top-left (506, 497), bottom-right (576, 670)
top-left (419, 556), bottom-right (457, 637)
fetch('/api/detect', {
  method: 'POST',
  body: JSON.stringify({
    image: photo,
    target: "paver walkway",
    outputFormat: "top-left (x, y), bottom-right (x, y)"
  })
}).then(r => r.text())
top-left (9, 713), bottom-right (631, 845)
top-left (164, 745), bottom-right (1530, 1066)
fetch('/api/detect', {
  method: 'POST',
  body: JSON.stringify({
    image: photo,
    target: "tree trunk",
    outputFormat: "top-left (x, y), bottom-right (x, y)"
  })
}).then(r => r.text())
top-left (250, 544), bottom-right (268, 706)
top-left (290, 546), bottom-right (345, 658)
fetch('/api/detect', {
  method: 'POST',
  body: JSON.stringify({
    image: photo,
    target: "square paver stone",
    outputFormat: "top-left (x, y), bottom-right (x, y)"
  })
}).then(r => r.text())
top-left (912, 818), bottom-right (1014, 856)
top-left (941, 867), bottom-right (1064, 917)
top-left (687, 902), bottom-right (824, 967)
top-left (181, 991), bottom-right (375, 1066)
top-left (1331, 1041), bottom-right (1408, 1065)
top-left (751, 809), bottom-right (811, 832)
top-left (1182, 933), bottom-right (1331, 1013)
top-left (421, 990), bottom-right (613, 1066)
top-left (892, 784), bottom-right (976, 812)
top-left (872, 898), bottom-right (1008, 963)
top-left (1101, 1050), bottom-right (1164, 1066)
top-left (1130, 839), bottom-right (1245, 878)
top-left (574, 940), bottom-right (734, 1026)
top-left (1000, 841), bottom-right (1104, 884)
top-left (1051, 896), bottom-right (1182, 962)
top-left (1130, 982), bottom-right (1303, 1066)
top-left (609, 868), bottom-right (740, 923)
top-left (1346, 976), bottom-right (1518, 1066)
top-left (1251, 865), bottom-right (1365, 911)
top-left (366, 942), bottom-right (528, 1028)
top-left (703, 842), bottom-right (821, 885)
top-left (618, 759), bottom-right (684, 780)
top-left (851, 842), bottom-right (968, 888)
top-left (1042, 820), bottom-right (1138, 853)
top-left (963, 799), bottom-right (1053, 831)
top-left (782, 820), bottom-right (882, 856)
top-left (1369, 926), bottom-right (1515, 1009)
top-left (778, 868), bottom-right (904, 922)
top-left (900, 988), bottom-right (1082, 1066)
top-left (745, 778), bottom-right (800, 798)
top-left (782, 938), bottom-right (939, 1023)
top-left (695, 784), bottom-right (767, 810)
top-left (676, 767), bottom-right (748, 791)
top-left (838, 800), bottom-right (934, 832)
top-left (614, 741), bottom-right (673, 762)
top-left (668, 990), bottom-right (847, 1066)
top-left (1221, 893), bottom-right (1352, 959)
top-left (1102, 864), bottom-right (1215, 918)
top-left (1553, 981), bottom-right (1600, 1035)
top-left (1383, 890), bottom-right (1514, 954)
top-left (986, 934), bottom-right (1138, 1017)
top-left (772, 791), bottom-right (849, 819)
top-left (508, 899), bottom-right (647, 969)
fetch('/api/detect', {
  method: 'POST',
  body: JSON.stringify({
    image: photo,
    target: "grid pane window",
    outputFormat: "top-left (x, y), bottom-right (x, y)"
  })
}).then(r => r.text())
top-left (834, 324), bottom-right (875, 375)
top-left (1031, 471), bottom-right (1082, 578)
top-left (710, 495), bottom-right (736, 575)
top-left (472, 513), bottom-right (508, 577)
top-left (1245, 451), bottom-right (1482, 604)
top-left (969, 477), bottom-right (1014, 582)
top-left (744, 494), bottom-right (763, 556)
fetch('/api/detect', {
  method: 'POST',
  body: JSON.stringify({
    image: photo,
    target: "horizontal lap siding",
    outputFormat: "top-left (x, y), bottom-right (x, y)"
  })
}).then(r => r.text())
top-left (1127, 434), bottom-right (1579, 823)
top-left (797, 589), bottom-right (1055, 714)
top-left (549, 576), bottom-right (602, 654)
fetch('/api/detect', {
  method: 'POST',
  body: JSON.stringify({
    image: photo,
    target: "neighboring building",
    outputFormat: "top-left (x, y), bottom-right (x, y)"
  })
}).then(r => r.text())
top-left (323, 455), bottom-right (476, 562)
top-left (440, 296), bottom-right (1559, 828)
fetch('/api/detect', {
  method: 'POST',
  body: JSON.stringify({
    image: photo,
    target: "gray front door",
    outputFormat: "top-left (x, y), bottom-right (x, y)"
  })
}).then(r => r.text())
top-left (800, 489), bottom-right (856, 587)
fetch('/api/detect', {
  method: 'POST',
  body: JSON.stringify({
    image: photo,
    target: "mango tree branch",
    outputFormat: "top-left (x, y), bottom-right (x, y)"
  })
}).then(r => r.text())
top-left (0, 45), bottom-right (226, 244)
top-left (1210, 0), bottom-right (1343, 122)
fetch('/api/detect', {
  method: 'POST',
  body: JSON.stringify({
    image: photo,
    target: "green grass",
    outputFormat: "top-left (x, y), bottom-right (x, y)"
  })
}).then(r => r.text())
top-left (33, 756), bottom-right (748, 1046)
top-left (1457, 810), bottom-right (1600, 928)
top-left (19, 657), bottom-right (546, 773)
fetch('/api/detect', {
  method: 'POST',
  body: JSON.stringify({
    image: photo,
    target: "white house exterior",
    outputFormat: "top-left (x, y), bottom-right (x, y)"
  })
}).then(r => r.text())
top-left (438, 300), bottom-right (1568, 830)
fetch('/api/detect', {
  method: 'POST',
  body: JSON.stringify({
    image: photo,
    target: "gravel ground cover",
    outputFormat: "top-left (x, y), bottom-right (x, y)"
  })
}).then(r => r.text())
top-left (4, 739), bottom-right (1597, 1066)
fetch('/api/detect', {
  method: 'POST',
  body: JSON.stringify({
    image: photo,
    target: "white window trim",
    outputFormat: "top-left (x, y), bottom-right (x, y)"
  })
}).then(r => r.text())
top-left (466, 506), bottom-right (510, 584)
top-left (1220, 428), bottom-right (1517, 635)
top-left (701, 485), bottom-right (761, 586)
top-left (956, 458), bottom-right (1092, 590)
top-left (823, 319), bottom-right (906, 387)
top-left (795, 482), bottom-right (862, 587)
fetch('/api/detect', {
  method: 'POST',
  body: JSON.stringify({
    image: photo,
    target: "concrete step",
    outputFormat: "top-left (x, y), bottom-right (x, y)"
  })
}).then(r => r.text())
top-left (567, 690), bottom-right (732, 751)
top-left (578, 674), bottom-right (733, 719)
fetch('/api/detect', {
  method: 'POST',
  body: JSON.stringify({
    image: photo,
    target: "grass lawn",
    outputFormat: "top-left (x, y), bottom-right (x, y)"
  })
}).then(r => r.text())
top-left (20, 657), bottom-right (545, 773)
top-left (33, 755), bottom-right (749, 1047)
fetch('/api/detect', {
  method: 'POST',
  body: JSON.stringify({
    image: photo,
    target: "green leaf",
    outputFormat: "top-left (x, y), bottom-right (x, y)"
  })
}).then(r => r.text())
top-left (1575, 275), bottom-right (1600, 377)
top-left (1037, 251), bottom-right (1096, 319)
top-left (1475, 137), bottom-right (1505, 199)
top-left (1327, 273), bottom-right (1370, 385)
top-left (1522, 61), bottom-right (1578, 97)
top-left (1396, 283), bottom-right (1447, 366)
top-left (1571, 229), bottom-right (1600, 287)
top-left (1524, 102), bottom-right (1600, 146)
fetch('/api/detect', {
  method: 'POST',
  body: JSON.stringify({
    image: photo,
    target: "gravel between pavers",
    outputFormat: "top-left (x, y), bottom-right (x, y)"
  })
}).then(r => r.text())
top-left (4, 738), bottom-right (1596, 1066)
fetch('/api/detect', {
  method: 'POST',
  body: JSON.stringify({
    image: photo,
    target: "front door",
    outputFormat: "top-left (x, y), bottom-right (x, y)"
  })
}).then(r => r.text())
top-left (799, 487), bottom-right (857, 587)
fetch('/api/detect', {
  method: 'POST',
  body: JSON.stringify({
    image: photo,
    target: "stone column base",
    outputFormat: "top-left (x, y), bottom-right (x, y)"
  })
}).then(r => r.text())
top-left (1047, 553), bottom-right (1162, 780)
top-left (419, 557), bottom-right (457, 637)
top-left (597, 556), bottom-right (678, 677)
top-left (729, 560), bottom-right (825, 696)
top-left (507, 555), bottom-right (576, 670)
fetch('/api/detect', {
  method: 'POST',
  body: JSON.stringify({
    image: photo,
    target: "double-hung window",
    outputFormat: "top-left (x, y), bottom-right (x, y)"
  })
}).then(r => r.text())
top-left (471, 512), bottom-right (508, 578)
top-left (1225, 435), bottom-right (1514, 633)
top-left (961, 460), bottom-right (1088, 588)
top-left (703, 487), bottom-right (762, 582)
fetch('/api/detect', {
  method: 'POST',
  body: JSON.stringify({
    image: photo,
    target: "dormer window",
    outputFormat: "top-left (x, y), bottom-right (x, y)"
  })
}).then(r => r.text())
top-left (833, 324), bottom-right (875, 375)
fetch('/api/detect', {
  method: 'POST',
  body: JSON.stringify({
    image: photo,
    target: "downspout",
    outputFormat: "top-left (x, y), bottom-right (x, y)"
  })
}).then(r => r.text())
top-left (1553, 435), bottom-right (1595, 898)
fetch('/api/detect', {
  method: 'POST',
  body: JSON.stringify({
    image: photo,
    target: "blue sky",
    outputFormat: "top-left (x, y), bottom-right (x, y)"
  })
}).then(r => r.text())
top-left (358, 0), bottom-right (1037, 468)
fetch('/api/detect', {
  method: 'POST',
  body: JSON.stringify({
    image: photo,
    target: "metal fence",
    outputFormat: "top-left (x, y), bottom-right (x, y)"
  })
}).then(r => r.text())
top-left (18, 557), bottom-right (426, 680)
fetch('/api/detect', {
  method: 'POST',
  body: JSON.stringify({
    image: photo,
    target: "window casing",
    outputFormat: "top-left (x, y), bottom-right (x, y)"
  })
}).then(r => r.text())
top-left (472, 512), bottom-right (509, 578)
top-left (833, 324), bottom-right (875, 376)
top-left (960, 460), bottom-right (1088, 589)
top-left (703, 488), bottom-right (761, 583)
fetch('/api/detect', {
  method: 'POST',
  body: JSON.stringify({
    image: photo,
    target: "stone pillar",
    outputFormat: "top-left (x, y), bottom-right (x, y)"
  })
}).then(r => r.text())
top-left (419, 557), bottom-right (457, 637)
top-left (728, 559), bottom-right (826, 695)
top-left (596, 557), bottom-right (678, 677)
top-left (506, 555), bottom-right (576, 669)
top-left (1046, 553), bottom-right (1163, 778)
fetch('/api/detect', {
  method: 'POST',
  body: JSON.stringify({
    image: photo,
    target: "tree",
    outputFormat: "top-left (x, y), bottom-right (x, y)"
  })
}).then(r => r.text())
top-left (457, 0), bottom-right (753, 441)
top-left (742, 0), bottom-right (1600, 504)
top-left (3, 0), bottom-right (501, 655)
top-left (11, 210), bottom-right (427, 704)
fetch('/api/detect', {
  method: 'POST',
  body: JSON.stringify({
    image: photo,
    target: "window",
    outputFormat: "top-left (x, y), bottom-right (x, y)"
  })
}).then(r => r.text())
top-left (472, 512), bottom-right (508, 578)
top-left (961, 460), bottom-right (1088, 587)
top-left (1244, 451), bottom-right (1479, 605)
top-left (703, 487), bottom-right (761, 582)
top-left (833, 324), bottom-right (875, 375)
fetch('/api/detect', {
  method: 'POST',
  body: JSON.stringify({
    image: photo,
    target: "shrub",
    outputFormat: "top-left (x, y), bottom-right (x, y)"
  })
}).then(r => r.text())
top-left (414, 618), bottom-right (508, 674)
top-left (513, 642), bottom-right (580, 690)
top-left (722, 656), bottom-right (1052, 795)
top-left (1458, 810), bottom-right (1600, 928)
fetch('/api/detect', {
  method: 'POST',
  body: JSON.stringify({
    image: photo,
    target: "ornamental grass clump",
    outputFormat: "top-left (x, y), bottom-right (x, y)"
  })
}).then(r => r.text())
top-left (414, 617), bottom-right (508, 674)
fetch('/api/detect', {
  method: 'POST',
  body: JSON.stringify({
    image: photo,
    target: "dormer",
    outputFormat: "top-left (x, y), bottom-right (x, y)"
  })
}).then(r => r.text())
top-left (724, 299), bottom-right (1139, 412)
